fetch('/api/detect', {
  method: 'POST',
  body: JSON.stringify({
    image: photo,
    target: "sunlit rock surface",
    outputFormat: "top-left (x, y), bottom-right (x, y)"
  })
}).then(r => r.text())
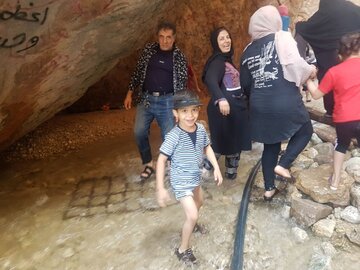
top-left (0, 0), bottom-right (176, 151)
top-left (296, 164), bottom-right (355, 206)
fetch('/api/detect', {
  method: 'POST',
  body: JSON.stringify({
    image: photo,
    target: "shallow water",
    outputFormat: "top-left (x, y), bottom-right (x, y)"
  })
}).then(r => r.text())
top-left (0, 127), bottom-right (359, 270)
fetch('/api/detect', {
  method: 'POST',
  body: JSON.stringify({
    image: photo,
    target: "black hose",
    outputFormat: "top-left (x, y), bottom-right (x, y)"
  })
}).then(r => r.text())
top-left (230, 159), bottom-right (262, 270)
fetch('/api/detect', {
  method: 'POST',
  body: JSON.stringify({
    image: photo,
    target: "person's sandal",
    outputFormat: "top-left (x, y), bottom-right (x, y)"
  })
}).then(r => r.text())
top-left (140, 165), bottom-right (155, 181)
top-left (175, 248), bottom-right (197, 264)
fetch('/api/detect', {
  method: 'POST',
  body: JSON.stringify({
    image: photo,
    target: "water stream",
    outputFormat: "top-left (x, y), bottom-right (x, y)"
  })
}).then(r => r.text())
top-left (0, 128), bottom-right (359, 270)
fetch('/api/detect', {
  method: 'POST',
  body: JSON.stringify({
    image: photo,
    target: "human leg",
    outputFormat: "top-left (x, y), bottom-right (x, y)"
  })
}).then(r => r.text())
top-left (193, 186), bottom-right (203, 210)
top-left (152, 94), bottom-right (175, 141)
top-left (178, 196), bottom-right (198, 253)
top-left (134, 103), bottom-right (155, 178)
top-left (262, 143), bottom-right (281, 198)
top-left (331, 122), bottom-right (355, 189)
top-left (276, 121), bottom-right (313, 177)
top-left (330, 150), bottom-right (346, 190)
top-left (225, 153), bottom-right (240, 180)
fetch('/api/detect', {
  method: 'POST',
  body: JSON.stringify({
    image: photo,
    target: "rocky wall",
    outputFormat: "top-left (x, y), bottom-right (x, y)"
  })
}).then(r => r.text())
top-left (0, 0), bottom-right (177, 151)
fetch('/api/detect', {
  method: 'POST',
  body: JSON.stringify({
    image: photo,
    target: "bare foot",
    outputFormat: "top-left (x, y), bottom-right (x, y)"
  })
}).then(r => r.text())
top-left (328, 175), bottom-right (339, 190)
top-left (274, 165), bottom-right (291, 178)
top-left (264, 189), bottom-right (276, 197)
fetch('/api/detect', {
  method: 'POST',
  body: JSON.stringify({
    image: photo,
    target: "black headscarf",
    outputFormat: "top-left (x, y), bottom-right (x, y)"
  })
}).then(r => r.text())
top-left (296, 0), bottom-right (360, 50)
top-left (202, 27), bottom-right (234, 82)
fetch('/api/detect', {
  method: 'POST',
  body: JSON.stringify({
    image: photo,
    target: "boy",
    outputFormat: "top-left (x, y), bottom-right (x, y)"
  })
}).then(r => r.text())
top-left (156, 90), bottom-right (223, 265)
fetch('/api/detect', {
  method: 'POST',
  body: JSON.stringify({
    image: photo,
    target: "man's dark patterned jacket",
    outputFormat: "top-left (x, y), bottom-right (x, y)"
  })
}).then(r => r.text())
top-left (128, 42), bottom-right (188, 103)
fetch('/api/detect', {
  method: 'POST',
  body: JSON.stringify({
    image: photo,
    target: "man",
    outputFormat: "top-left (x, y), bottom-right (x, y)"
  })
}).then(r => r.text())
top-left (124, 21), bottom-right (188, 181)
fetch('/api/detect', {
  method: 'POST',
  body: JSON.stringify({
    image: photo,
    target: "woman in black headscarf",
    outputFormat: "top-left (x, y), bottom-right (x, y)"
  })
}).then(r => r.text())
top-left (202, 27), bottom-right (251, 180)
top-left (296, 0), bottom-right (360, 117)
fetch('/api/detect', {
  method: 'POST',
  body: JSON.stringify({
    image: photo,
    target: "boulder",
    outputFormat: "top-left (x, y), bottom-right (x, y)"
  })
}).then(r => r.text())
top-left (312, 219), bottom-right (336, 238)
top-left (345, 157), bottom-right (360, 183)
top-left (296, 164), bottom-right (354, 206)
top-left (290, 196), bottom-right (333, 227)
top-left (350, 184), bottom-right (360, 211)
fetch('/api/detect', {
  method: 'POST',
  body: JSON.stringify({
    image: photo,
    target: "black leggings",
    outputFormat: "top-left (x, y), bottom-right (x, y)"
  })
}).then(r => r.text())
top-left (335, 120), bottom-right (360, 153)
top-left (262, 121), bottom-right (313, 191)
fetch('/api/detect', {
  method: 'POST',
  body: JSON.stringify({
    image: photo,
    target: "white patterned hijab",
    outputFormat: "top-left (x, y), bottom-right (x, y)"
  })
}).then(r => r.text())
top-left (248, 5), bottom-right (315, 87)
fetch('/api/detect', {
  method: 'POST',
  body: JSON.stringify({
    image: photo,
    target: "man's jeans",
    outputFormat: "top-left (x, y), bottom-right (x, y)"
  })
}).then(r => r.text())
top-left (134, 94), bottom-right (174, 164)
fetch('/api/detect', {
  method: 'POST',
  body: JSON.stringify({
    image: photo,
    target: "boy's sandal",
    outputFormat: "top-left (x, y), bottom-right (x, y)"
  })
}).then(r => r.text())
top-left (140, 165), bottom-right (155, 181)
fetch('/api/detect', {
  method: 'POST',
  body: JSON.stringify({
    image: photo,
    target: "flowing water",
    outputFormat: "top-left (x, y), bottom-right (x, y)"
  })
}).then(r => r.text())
top-left (0, 125), bottom-right (359, 270)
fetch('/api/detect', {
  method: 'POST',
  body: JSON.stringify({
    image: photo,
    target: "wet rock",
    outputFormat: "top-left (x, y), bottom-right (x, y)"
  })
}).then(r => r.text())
top-left (310, 162), bottom-right (319, 168)
top-left (290, 196), bottom-right (333, 227)
top-left (312, 219), bottom-right (336, 238)
top-left (340, 206), bottom-right (360, 224)
top-left (291, 227), bottom-right (309, 243)
top-left (320, 242), bottom-right (337, 257)
top-left (296, 164), bottom-right (354, 206)
top-left (345, 228), bottom-right (360, 246)
top-left (311, 133), bottom-right (323, 145)
top-left (333, 219), bottom-right (360, 249)
top-left (313, 125), bottom-right (336, 144)
top-left (350, 184), bottom-right (360, 211)
top-left (303, 147), bottom-right (319, 159)
top-left (293, 154), bottom-right (314, 169)
top-left (334, 208), bottom-right (342, 219)
top-left (314, 154), bottom-right (333, 165)
top-left (308, 246), bottom-right (332, 270)
top-left (345, 157), bottom-right (360, 183)
top-left (281, 205), bottom-right (291, 219)
top-left (351, 149), bottom-right (360, 158)
top-left (314, 143), bottom-right (334, 157)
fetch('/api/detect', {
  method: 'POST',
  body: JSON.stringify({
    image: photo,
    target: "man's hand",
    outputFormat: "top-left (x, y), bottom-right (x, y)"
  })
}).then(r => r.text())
top-left (218, 99), bottom-right (230, 116)
top-left (124, 91), bottom-right (133, 110)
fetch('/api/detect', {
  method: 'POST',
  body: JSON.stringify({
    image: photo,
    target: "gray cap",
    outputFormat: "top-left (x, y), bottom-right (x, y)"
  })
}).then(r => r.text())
top-left (173, 90), bottom-right (202, 109)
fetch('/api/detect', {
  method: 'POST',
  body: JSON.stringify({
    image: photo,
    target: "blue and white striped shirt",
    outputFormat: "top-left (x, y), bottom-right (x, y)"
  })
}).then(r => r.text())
top-left (160, 123), bottom-right (210, 196)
